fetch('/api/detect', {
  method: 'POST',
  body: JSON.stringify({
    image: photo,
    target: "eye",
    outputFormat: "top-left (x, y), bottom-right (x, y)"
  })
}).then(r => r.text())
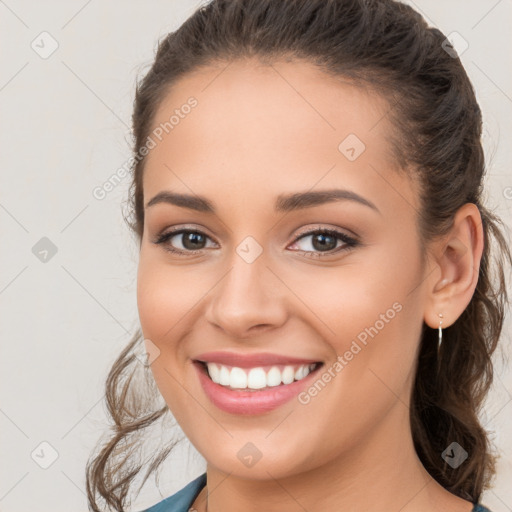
top-left (288, 227), bottom-right (359, 257)
top-left (153, 228), bottom-right (217, 255)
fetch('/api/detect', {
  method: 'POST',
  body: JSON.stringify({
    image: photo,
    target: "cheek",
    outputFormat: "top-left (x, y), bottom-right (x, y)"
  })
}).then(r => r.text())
top-left (286, 256), bottom-right (417, 345)
top-left (136, 255), bottom-right (201, 417)
top-left (136, 255), bottom-right (198, 342)
top-left (285, 236), bottom-right (423, 374)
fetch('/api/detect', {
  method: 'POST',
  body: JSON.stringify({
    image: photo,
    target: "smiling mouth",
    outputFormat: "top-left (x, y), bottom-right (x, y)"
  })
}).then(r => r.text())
top-left (194, 360), bottom-right (324, 392)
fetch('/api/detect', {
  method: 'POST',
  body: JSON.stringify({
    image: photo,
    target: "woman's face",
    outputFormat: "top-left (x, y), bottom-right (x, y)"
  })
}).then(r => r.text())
top-left (137, 59), bottom-right (431, 479)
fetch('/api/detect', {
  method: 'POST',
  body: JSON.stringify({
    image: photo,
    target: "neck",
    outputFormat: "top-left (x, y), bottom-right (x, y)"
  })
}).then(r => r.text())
top-left (194, 401), bottom-right (472, 512)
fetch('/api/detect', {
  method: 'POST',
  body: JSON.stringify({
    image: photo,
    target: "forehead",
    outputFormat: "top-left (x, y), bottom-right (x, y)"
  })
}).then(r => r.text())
top-left (142, 58), bottom-right (416, 213)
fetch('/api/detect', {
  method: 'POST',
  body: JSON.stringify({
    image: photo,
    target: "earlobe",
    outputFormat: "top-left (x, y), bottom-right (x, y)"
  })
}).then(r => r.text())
top-left (423, 203), bottom-right (484, 330)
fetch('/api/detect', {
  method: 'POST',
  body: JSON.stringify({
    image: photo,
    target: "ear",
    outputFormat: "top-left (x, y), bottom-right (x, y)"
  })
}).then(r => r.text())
top-left (423, 203), bottom-right (484, 330)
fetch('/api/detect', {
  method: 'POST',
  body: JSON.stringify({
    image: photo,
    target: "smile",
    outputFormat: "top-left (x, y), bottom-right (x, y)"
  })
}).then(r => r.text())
top-left (193, 360), bottom-right (324, 415)
top-left (200, 361), bottom-right (321, 391)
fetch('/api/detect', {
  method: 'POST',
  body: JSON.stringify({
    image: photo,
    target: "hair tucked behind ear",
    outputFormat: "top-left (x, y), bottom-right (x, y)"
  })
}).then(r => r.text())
top-left (86, 0), bottom-right (511, 509)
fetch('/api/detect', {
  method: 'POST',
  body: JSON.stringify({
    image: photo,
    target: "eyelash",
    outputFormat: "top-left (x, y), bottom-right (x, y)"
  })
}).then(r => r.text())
top-left (153, 226), bottom-right (359, 258)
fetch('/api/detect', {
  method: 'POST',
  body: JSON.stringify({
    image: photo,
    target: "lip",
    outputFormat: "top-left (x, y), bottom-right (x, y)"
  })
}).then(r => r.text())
top-left (193, 351), bottom-right (322, 368)
top-left (193, 359), bottom-right (324, 415)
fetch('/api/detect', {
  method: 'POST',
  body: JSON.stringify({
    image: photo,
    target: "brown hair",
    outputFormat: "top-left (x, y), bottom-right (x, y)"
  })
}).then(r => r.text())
top-left (86, 0), bottom-right (512, 510)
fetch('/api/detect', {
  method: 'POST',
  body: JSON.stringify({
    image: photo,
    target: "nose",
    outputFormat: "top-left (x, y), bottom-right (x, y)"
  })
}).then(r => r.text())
top-left (204, 252), bottom-right (288, 339)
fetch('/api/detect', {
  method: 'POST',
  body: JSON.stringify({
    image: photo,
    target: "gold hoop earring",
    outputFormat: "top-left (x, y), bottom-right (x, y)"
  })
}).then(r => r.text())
top-left (438, 313), bottom-right (443, 350)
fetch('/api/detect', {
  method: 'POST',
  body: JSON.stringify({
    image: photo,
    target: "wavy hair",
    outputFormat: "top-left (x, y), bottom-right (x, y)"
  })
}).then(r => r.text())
top-left (86, 0), bottom-right (512, 510)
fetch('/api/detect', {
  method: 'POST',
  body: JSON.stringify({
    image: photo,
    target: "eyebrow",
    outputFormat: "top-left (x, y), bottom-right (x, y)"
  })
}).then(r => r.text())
top-left (145, 188), bottom-right (380, 214)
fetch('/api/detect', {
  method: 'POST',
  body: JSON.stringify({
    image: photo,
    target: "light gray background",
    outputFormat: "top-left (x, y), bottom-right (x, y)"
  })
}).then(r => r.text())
top-left (1, 1), bottom-right (511, 511)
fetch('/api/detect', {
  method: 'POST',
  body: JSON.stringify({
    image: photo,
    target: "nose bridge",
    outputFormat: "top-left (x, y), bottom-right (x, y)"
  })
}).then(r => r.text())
top-left (205, 245), bottom-right (287, 337)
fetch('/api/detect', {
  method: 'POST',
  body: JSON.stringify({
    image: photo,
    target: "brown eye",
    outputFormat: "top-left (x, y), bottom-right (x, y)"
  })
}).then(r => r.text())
top-left (179, 231), bottom-right (207, 250)
top-left (290, 228), bottom-right (359, 257)
top-left (153, 229), bottom-right (216, 255)
top-left (310, 232), bottom-right (338, 251)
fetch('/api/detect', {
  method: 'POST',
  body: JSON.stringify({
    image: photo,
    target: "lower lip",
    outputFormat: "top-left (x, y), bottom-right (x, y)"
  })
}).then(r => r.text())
top-left (193, 361), bottom-right (323, 415)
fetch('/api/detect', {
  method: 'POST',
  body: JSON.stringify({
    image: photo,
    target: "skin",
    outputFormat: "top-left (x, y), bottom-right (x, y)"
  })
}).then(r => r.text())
top-left (136, 58), bottom-right (483, 512)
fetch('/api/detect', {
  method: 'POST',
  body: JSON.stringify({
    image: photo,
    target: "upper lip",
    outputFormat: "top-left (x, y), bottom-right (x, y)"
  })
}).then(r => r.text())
top-left (194, 351), bottom-right (322, 368)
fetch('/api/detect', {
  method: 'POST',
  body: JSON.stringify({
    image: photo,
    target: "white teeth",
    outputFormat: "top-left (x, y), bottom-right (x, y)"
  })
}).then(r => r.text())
top-left (230, 367), bottom-right (247, 389)
top-left (247, 367), bottom-right (267, 389)
top-left (282, 366), bottom-right (295, 385)
top-left (205, 362), bottom-right (318, 390)
top-left (219, 365), bottom-right (230, 386)
top-left (266, 367), bottom-right (282, 387)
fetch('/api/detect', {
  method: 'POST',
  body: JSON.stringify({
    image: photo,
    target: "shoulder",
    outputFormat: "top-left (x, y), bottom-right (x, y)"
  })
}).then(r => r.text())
top-left (139, 473), bottom-right (207, 512)
top-left (472, 504), bottom-right (493, 512)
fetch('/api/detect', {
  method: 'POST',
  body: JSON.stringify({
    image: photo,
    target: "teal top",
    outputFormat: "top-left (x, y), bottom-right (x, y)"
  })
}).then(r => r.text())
top-left (141, 473), bottom-right (206, 512)
top-left (140, 472), bottom-right (493, 512)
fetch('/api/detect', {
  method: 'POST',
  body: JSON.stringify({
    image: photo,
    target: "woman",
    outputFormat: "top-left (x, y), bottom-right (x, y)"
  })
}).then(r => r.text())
top-left (86, 1), bottom-right (511, 511)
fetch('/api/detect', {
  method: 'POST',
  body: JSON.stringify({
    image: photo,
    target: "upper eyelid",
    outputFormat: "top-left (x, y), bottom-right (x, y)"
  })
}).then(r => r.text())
top-left (160, 225), bottom-right (219, 243)
top-left (294, 223), bottom-right (358, 240)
